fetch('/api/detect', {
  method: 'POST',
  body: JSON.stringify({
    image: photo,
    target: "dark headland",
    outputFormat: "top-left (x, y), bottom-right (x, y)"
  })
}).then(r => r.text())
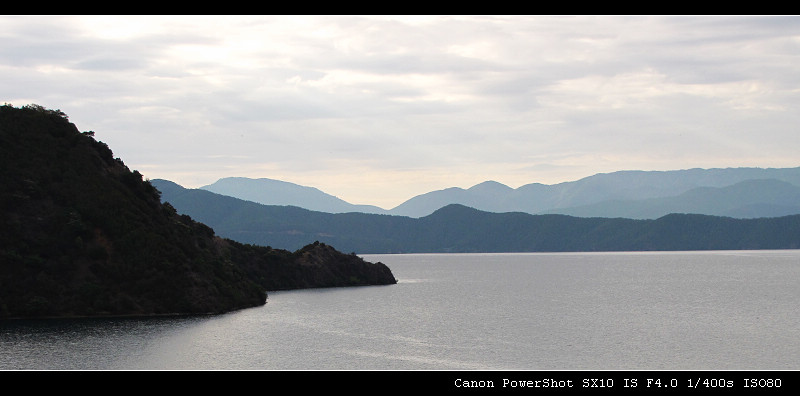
top-left (0, 104), bottom-right (396, 319)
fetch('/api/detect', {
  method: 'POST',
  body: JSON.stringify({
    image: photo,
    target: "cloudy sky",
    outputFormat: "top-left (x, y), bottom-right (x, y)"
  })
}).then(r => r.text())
top-left (3, 15), bottom-right (799, 209)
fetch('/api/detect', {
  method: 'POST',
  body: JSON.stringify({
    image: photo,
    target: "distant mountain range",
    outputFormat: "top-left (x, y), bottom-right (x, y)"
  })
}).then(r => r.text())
top-left (152, 178), bottom-right (800, 254)
top-left (198, 167), bottom-right (800, 219)
top-left (201, 177), bottom-right (388, 215)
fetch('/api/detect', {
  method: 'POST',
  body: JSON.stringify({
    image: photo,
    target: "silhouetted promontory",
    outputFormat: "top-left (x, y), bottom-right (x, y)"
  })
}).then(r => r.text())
top-left (0, 104), bottom-right (396, 319)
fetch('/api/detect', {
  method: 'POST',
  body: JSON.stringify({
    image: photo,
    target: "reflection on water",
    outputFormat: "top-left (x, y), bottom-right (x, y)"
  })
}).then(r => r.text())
top-left (0, 316), bottom-right (205, 369)
top-left (2, 251), bottom-right (799, 370)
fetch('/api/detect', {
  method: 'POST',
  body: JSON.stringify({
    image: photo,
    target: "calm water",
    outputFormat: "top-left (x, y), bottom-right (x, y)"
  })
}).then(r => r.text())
top-left (1, 250), bottom-right (798, 370)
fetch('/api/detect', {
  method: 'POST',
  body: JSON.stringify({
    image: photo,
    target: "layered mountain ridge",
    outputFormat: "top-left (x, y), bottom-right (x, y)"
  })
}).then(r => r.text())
top-left (154, 179), bottom-right (800, 254)
top-left (198, 166), bottom-right (800, 219)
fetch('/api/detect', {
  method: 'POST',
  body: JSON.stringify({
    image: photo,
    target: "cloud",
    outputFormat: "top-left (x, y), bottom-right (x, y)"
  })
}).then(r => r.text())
top-left (2, 15), bottom-right (800, 208)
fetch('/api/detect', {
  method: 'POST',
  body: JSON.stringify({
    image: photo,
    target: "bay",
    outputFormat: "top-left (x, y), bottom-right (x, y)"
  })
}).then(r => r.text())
top-left (1, 250), bottom-right (799, 370)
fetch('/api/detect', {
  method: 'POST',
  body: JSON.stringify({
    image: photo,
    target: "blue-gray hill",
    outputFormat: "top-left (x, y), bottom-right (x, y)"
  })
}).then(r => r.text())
top-left (390, 167), bottom-right (800, 218)
top-left (543, 179), bottom-right (800, 219)
top-left (202, 167), bottom-right (800, 219)
top-left (201, 177), bottom-right (388, 214)
top-left (153, 180), bottom-right (800, 254)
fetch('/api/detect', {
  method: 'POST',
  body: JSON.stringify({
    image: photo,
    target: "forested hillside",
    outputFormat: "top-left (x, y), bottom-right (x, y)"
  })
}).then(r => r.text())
top-left (0, 104), bottom-right (396, 319)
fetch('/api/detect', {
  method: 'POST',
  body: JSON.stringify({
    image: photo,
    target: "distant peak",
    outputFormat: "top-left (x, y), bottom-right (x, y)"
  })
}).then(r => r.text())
top-left (427, 203), bottom-right (483, 216)
top-left (209, 176), bottom-right (283, 184)
top-left (468, 180), bottom-right (513, 191)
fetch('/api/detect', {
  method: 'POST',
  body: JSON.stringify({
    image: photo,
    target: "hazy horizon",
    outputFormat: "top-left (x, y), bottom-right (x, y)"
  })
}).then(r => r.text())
top-left (4, 15), bottom-right (799, 208)
top-left (166, 164), bottom-right (800, 212)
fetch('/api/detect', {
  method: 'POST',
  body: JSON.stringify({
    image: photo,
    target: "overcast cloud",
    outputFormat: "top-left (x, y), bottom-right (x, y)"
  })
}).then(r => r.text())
top-left (3, 15), bottom-right (799, 208)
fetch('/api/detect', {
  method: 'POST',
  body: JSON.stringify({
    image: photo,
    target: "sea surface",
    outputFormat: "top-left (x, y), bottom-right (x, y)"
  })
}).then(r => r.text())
top-left (1, 250), bottom-right (799, 370)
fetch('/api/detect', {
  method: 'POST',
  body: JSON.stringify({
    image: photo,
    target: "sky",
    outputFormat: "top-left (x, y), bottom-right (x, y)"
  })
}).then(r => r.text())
top-left (3, 15), bottom-right (800, 209)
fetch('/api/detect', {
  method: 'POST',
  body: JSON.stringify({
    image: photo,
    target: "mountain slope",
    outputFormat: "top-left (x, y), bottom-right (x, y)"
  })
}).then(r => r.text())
top-left (545, 179), bottom-right (800, 219)
top-left (0, 104), bottom-right (396, 319)
top-left (389, 168), bottom-right (800, 218)
top-left (201, 177), bottom-right (388, 214)
top-left (186, 167), bottom-right (800, 219)
top-left (153, 179), bottom-right (417, 253)
top-left (155, 180), bottom-right (800, 254)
